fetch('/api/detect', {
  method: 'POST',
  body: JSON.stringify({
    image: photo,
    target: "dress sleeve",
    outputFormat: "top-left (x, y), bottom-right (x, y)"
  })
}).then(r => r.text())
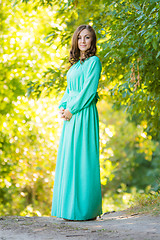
top-left (67, 57), bottom-right (102, 115)
top-left (58, 86), bottom-right (69, 109)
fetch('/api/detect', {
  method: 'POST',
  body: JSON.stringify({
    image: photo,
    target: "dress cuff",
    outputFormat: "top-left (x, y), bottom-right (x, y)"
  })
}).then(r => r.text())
top-left (68, 107), bottom-right (74, 115)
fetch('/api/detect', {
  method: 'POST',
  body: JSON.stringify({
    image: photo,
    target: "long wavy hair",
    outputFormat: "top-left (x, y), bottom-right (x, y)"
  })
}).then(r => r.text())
top-left (69, 25), bottom-right (97, 66)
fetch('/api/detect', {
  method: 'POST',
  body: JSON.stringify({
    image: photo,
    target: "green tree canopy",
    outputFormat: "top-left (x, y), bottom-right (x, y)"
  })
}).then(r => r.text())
top-left (22, 0), bottom-right (160, 138)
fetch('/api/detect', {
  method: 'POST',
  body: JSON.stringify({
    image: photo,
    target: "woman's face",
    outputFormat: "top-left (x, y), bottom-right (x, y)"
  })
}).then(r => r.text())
top-left (78, 29), bottom-right (92, 53)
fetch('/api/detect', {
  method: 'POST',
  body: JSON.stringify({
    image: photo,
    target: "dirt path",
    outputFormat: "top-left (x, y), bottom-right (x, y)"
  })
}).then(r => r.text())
top-left (0, 211), bottom-right (160, 240)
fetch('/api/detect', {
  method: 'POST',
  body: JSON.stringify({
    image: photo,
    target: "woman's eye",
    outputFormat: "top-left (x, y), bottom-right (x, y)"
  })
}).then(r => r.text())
top-left (78, 36), bottom-right (90, 40)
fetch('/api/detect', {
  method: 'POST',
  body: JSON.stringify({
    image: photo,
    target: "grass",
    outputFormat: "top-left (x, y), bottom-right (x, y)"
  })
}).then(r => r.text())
top-left (126, 191), bottom-right (160, 216)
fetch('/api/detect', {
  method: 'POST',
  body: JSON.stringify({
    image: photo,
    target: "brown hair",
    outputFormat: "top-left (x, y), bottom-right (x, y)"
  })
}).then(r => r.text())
top-left (69, 25), bottom-right (97, 66)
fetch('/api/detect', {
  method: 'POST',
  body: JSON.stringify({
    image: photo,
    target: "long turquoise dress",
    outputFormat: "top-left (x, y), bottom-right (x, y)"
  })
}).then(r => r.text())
top-left (51, 55), bottom-right (102, 220)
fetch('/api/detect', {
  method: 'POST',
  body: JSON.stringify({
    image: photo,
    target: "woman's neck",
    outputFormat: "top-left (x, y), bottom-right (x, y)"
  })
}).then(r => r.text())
top-left (80, 51), bottom-right (85, 58)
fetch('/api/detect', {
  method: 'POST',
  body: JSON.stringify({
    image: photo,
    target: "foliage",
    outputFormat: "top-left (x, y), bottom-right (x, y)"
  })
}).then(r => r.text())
top-left (0, 0), bottom-right (62, 216)
top-left (98, 99), bottom-right (160, 211)
top-left (99, 100), bottom-right (157, 190)
top-left (22, 0), bottom-right (160, 138)
top-left (100, 0), bottom-right (160, 139)
top-left (0, 96), bottom-right (61, 216)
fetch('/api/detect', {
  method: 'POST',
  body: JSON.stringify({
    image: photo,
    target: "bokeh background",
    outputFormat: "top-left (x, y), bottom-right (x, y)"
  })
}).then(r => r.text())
top-left (0, 0), bottom-right (160, 216)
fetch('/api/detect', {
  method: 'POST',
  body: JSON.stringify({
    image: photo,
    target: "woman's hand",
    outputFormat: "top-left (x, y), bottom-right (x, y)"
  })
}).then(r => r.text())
top-left (63, 108), bottom-right (72, 121)
top-left (59, 107), bottom-right (72, 121)
top-left (59, 107), bottom-right (65, 119)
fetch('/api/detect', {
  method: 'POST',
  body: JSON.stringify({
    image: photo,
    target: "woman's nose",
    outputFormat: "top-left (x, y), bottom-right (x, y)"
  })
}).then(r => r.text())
top-left (82, 37), bottom-right (85, 43)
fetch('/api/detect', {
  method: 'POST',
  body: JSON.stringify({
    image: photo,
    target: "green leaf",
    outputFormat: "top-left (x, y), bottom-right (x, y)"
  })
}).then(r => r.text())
top-left (156, 51), bottom-right (160, 58)
top-left (152, 39), bottom-right (157, 50)
top-left (132, 3), bottom-right (141, 11)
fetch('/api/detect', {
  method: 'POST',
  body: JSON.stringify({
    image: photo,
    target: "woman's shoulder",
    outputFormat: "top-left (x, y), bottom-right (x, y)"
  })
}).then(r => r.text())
top-left (84, 55), bottom-right (102, 70)
top-left (87, 55), bottom-right (101, 63)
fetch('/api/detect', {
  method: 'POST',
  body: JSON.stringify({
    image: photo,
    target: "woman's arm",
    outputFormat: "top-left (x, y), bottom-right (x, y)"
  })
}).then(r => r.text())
top-left (58, 86), bottom-right (69, 110)
top-left (67, 56), bottom-right (102, 115)
top-left (58, 87), bottom-right (72, 121)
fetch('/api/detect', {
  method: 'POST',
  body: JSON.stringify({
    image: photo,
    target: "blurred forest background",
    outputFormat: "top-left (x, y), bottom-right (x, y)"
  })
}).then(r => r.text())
top-left (0, 0), bottom-right (160, 216)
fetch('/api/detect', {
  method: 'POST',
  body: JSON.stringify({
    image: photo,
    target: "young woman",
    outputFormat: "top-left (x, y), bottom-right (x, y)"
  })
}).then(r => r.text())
top-left (51, 24), bottom-right (102, 221)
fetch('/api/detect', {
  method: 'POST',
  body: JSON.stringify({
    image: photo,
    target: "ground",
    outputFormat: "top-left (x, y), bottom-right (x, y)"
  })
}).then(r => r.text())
top-left (0, 211), bottom-right (160, 240)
